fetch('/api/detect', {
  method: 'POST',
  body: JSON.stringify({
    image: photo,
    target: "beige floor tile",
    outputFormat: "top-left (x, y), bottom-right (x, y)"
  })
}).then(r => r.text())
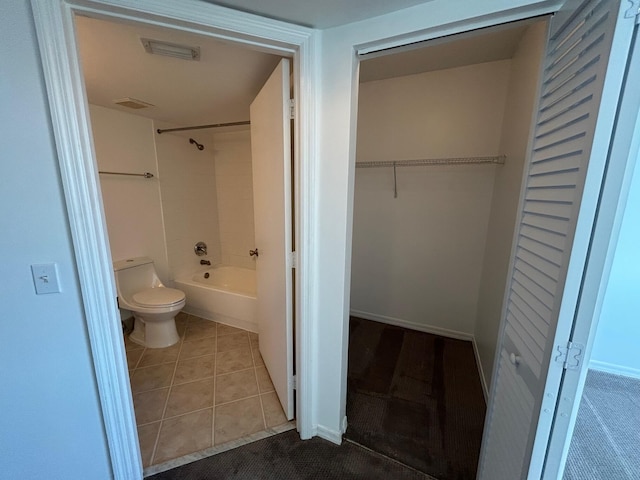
top-left (180, 337), bottom-right (216, 360)
top-left (131, 363), bottom-right (175, 393)
top-left (175, 315), bottom-right (188, 337)
top-left (137, 343), bottom-right (181, 368)
top-left (216, 346), bottom-right (253, 375)
top-left (137, 422), bottom-right (161, 467)
top-left (214, 396), bottom-right (265, 445)
top-left (261, 392), bottom-right (288, 428)
top-left (126, 348), bottom-right (144, 369)
top-left (164, 378), bottom-right (214, 418)
top-left (215, 369), bottom-right (259, 405)
top-left (124, 334), bottom-right (144, 351)
top-left (249, 332), bottom-right (259, 348)
top-left (133, 387), bottom-right (169, 425)
top-left (255, 366), bottom-right (275, 393)
top-left (217, 323), bottom-right (244, 336)
top-left (154, 409), bottom-right (212, 464)
top-left (184, 321), bottom-right (217, 341)
top-left (252, 347), bottom-right (265, 366)
top-left (188, 315), bottom-right (211, 325)
top-left (174, 355), bottom-right (215, 385)
top-left (217, 332), bottom-right (250, 353)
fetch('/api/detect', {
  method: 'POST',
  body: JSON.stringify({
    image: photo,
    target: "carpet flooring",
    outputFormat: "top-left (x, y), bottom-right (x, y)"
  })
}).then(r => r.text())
top-left (147, 429), bottom-right (435, 479)
top-left (563, 370), bottom-right (640, 480)
top-left (346, 317), bottom-right (486, 480)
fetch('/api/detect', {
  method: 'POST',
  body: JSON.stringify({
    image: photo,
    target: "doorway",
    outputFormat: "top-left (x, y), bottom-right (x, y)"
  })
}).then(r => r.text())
top-left (75, 14), bottom-right (297, 471)
top-left (347, 18), bottom-right (548, 478)
top-left (30, 1), bottom-right (315, 477)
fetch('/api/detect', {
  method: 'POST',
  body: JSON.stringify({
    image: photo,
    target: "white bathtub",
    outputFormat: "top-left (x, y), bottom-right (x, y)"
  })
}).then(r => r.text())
top-left (174, 265), bottom-right (257, 332)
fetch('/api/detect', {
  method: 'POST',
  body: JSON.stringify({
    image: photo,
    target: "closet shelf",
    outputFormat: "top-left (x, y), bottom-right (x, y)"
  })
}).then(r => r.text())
top-left (355, 155), bottom-right (506, 168)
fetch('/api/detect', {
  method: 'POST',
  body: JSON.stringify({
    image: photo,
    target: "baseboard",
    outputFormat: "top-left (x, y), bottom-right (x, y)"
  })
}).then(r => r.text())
top-left (315, 424), bottom-right (343, 445)
top-left (350, 309), bottom-right (473, 341)
top-left (589, 360), bottom-right (640, 380)
top-left (471, 338), bottom-right (489, 401)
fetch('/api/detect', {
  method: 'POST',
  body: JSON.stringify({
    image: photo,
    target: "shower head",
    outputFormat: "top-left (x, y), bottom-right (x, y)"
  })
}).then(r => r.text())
top-left (189, 138), bottom-right (204, 151)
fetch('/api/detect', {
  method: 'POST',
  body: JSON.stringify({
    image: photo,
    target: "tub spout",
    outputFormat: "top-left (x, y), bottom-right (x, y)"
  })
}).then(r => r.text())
top-left (200, 259), bottom-right (211, 265)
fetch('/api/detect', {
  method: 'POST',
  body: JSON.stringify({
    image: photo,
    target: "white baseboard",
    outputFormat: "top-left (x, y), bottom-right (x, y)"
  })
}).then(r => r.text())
top-left (589, 360), bottom-right (640, 380)
top-left (315, 424), bottom-right (343, 445)
top-left (350, 310), bottom-right (473, 341)
top-left (471, 338), bottom-right (489, 401)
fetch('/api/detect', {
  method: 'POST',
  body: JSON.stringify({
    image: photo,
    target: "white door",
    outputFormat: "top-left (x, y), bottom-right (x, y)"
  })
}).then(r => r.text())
top-left (478, 1), bottom-right (636, 479)
top-left (250, 58), bottom-right (294, 420)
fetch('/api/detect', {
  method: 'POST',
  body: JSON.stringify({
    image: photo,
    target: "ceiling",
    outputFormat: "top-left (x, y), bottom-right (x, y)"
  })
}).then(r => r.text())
top-left (76, 15), bottom-right (281, 127)
top-left (76, 10), bottom-right (540, 128)
top-left (360, 21), bottom-right (533, 82)
top-left (202, 0), bottom-right (436, 28)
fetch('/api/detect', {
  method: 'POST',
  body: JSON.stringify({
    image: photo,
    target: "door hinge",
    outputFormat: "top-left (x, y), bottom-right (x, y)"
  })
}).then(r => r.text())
top-left (289, 99), bottom-right (295, 120)
top-left (287, 251), bottom-right (297, 268)
top-left (292, 374), bottom-right (297, 390)
top-left (554, 341), bottom-right (585, 370)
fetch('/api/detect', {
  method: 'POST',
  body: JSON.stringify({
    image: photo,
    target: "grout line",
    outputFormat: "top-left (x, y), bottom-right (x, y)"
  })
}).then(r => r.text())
top-left (215, 392), bottom-right (264, 408)
top-left (212, 326), bottom-right (218, 448)
top-left (251, 344), bottom-right (268, 429)
top-left (149, 320), bottom-right (187, 466)
top-left (216, 366), bottom-right (257, 378)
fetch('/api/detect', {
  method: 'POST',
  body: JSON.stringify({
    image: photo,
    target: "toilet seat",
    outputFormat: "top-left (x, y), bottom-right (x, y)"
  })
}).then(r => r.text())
top-left (133, 287), bottom-right (185, 308)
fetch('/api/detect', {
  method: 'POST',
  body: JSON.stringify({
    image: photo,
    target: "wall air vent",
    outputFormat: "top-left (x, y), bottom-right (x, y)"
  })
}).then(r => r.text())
top-left (141, 38), bottom-right (201, 61)
top-left (113, 97), bottom-right (155, 109)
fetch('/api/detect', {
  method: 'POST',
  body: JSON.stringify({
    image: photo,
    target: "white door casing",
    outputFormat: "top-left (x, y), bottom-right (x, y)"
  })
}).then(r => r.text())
top-left (251, 58), bottom-right (295, 420)
top-left (478, 1), bottom-right (636, 478)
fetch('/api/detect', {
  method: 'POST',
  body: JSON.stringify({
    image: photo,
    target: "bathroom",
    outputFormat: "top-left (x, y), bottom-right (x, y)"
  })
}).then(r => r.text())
top-left (76, 15), bottom-right (294, 471)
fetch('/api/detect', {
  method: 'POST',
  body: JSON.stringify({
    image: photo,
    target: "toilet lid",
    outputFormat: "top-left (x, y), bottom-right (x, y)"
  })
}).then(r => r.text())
top-left (133, 287), bottom-right (185, 307)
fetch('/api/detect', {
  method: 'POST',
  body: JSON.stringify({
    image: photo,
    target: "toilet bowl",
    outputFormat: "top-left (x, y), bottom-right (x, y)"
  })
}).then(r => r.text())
top-left (113, 257), bottom-right (186, 348)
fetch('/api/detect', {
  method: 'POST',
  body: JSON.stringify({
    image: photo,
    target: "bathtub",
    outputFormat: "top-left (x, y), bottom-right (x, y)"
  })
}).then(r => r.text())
top-left (174, 265), bottom-right (257, 332)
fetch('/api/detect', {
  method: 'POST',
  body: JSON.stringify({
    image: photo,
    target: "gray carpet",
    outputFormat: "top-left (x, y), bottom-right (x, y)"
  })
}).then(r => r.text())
top-left (147, 429), bottom-right (434, 479)
top-left (346, 317), bottom-right (486, 480)
top-left (564, 370), bottom-right (640, 479)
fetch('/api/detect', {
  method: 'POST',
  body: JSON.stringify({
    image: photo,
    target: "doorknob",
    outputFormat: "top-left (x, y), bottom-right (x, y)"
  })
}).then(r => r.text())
top-left (509, 352), bottom-right (522, 366)
top-left (250, 248), bottom-right (259, 257)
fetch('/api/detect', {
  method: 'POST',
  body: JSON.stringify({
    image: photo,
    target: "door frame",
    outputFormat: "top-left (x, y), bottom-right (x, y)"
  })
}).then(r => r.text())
top-left (346, 1), bottom-right (636, 478)
top-left (30, 1), bottom-right (318, 478)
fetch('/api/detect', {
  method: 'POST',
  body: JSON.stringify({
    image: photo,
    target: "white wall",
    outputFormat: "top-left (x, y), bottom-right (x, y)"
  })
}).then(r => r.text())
top-left (155, 126), bottom-right (222, 280)
top-left (474, 22), bottom-right (548, 390)
top-left (317, 0), bottom-right (561, 438)
top-left (213, 129), bottom-right (256, 270)
top-left (0, 2), bottom-right (112, 478)
top-left (90, 105), bottom-right (170, 281)
top-left (351, 61), bottom-right (510, 336)
top-left (590, 151), bottom-right (640, 379)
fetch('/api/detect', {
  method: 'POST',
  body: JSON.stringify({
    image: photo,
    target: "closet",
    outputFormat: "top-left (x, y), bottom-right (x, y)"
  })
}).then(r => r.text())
top-left (351, 18), bottom-right (548, 392)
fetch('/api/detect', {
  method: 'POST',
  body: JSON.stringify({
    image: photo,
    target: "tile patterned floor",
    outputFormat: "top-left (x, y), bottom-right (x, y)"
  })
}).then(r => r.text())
top-left (124, 312), bottom-right (288, 468)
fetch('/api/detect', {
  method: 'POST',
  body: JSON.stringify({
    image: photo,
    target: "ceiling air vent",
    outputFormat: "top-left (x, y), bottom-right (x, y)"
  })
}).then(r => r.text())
top-left (141, 38), bottom-right (200, 61)
top-left (113, 97), bottom-right (155, 110)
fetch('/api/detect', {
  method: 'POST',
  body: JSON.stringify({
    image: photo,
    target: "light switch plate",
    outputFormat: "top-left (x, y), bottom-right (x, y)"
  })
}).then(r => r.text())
top-left (31, 263), bottom-right (61, 294)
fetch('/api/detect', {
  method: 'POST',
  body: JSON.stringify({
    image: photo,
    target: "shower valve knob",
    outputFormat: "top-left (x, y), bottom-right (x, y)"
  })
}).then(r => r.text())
top-left (249, 248), bottom-right (259, 257)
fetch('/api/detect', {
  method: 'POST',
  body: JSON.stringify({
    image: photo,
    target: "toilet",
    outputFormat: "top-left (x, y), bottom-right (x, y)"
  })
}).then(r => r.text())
top-left (113, 257), bottom-right (186, 348)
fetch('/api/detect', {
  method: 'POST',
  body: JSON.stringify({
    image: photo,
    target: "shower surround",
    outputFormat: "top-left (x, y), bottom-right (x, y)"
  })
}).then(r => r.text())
top-left (91, 105), bottom-right (257, 295)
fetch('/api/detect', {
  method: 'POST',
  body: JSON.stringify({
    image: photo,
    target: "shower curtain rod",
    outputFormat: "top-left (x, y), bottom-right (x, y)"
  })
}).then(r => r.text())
top-left (156, 120), bottom-right (250, 134)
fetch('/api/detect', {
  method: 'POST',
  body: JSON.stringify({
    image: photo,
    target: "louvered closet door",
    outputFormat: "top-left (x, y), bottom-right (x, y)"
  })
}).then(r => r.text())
top-left (478, 1), bottom-right (634, 479)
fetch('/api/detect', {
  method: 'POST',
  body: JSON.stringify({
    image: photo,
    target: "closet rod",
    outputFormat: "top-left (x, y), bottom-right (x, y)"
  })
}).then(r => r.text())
top-left (355, 155), bottom-right (506, 168)
top-left (156, 120), bottom-right (250, 134)
top-left (99, 171), bottom-right (154, 178)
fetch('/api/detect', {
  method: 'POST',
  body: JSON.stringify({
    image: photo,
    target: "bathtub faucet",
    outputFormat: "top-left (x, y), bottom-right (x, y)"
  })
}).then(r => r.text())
top-left (200, 259), bottom-right (211, 266)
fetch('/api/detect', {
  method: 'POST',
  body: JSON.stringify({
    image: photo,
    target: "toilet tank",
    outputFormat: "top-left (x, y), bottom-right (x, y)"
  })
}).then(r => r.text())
top-left (113, 257), bottom-right (163, 300)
